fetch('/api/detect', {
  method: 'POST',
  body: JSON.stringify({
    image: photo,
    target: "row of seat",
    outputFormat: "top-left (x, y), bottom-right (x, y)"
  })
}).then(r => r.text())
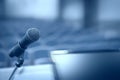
top-left (0, 19), bottom-right (120, 68)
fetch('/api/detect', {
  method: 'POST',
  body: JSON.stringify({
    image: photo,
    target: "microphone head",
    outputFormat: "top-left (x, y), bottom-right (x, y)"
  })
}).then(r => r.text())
top-left (9, 28), bottom-right (40, 58)
top-left (26, 28), bottom-right (40, 41)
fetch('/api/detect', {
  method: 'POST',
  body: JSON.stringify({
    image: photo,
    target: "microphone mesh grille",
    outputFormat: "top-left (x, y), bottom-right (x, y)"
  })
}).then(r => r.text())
top-left (27, 28), bottom-right (40, 41)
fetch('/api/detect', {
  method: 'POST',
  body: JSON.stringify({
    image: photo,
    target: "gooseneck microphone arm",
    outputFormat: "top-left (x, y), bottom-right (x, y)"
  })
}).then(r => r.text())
top-left (8, 55), bottom-right (24, 80)
top-left (8, 28), bottom-right (40, 80)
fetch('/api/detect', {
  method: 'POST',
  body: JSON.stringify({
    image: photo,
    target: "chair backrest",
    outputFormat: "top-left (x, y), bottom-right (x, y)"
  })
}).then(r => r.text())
top-left (0, 50), bottom-right (7, 67)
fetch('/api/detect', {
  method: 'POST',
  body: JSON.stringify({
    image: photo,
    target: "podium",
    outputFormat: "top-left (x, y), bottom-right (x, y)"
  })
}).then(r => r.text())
top-left (0, 65), bottom-right (54, 80)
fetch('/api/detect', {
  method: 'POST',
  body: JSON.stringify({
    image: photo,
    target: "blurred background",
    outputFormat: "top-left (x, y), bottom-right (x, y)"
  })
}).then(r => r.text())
top-left (0, 0), bottom-right (120, 80)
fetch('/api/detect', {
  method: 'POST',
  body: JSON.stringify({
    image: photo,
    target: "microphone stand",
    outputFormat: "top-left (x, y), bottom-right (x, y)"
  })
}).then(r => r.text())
top-left (8, 55), bottom-right (24, 80)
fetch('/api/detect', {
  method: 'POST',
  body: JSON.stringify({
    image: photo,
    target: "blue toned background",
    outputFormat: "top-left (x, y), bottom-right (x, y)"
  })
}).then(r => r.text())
top-left (0, 0), bottom-right (120, 80)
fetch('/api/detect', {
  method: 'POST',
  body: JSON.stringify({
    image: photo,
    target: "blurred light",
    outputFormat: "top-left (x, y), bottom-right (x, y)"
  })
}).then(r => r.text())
top-left (104, 30), bottom-right (119, 39)
top-left (50, 50), bottom-right (68, 55)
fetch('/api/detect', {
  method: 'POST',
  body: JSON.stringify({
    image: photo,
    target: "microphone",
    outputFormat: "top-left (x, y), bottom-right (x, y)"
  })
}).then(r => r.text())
top-left (9, 28), bottom-right (40, 58)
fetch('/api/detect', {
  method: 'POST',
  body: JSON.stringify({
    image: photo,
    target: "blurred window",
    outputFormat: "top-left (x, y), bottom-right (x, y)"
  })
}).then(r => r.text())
top-left (63, 1), bottom-right (84, 21)
top-left (99, 0), bottom-right (120, 21)
top-left (98, 0), bottom-right (120, 39)
top-left (6, 0), bottom-right (58, 20)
